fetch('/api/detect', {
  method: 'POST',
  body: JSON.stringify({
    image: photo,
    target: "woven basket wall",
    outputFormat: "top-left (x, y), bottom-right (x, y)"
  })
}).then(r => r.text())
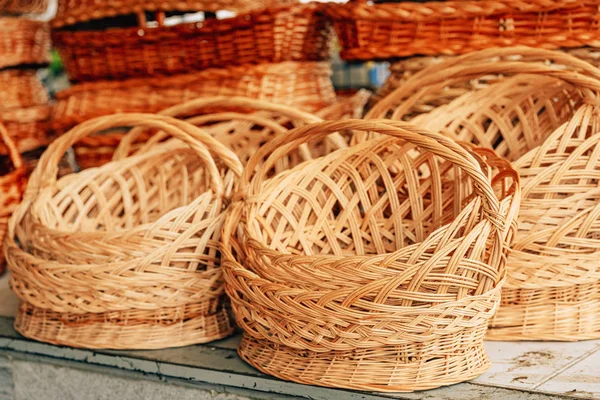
top-left (0, 69), bottom-right (49, 111)
top-left (0, 105), bottom-right (52, 155)
top-left (0, 18), bottom-right (50, 69)
top-left (0, 0), bottom-right (49, 14)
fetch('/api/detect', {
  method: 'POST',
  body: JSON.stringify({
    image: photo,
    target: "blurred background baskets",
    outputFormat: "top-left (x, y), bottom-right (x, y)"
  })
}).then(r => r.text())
top-left (52, 2), bottom-right (332, 81)
top-left (0, 105), bottom-right (52, 154)
top-left (0, 69), bottom-right (49, 110)
top-left (326, 0), bottom-right (600, 62)
top-left (223, 119), bottom-right (520, 391)
top-left (0, 0), bottom-right (49, 14)
top-left (0, 17), bottom-right (50, 69)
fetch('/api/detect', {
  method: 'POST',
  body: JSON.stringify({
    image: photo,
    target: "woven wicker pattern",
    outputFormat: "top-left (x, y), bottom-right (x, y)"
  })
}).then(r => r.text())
top-left (52, 3), bottom-right (332, 82)
top-left (7, 114), bottom-right (244, 349)
top-left (0, 122), bottom-right (26, 275)
top-left (0, 0), bottom-right (49, 14)
top-left (52, 0), bottom-right (294, 27)
top-left (1, 105), bottom-right (52, 155)
top-left (0, 18), bottom-right (50, 69)
top-left (326, 0), bottom-right (600, 61)
top-left (223, 119), bottom-right (520, 391)
top-left (0, 69), bottom-right (48, 111)
top-left (368, 47), bottom-right (600, 341)
top-left (52, 62), bottom-right (336, 134)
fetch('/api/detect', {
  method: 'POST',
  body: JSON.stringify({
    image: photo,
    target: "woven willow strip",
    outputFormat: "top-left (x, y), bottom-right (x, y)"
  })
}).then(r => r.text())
top-left (6, 114), bottom-right (243, 349)
top-left (223, 119), bottom-right (520, 391)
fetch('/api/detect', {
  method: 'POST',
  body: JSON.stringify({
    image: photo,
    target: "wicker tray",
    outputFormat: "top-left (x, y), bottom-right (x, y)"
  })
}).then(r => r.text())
top-left (325, 0), bottom-right (600, 61)
top-left (0, 18), bottom-right (50, 69)
top-left (1, 105), bottom-right (52, 155)
top-left (52, 3), bottom-right (332, 81)
top-left (0, 69), bottom-right (49, 111)
top-left (0, 0), bottom-right (49, 14)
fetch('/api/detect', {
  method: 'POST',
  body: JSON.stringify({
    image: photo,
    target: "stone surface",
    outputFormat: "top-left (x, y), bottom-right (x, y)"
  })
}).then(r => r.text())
top-left (0, 356), bottom-right (14, 400)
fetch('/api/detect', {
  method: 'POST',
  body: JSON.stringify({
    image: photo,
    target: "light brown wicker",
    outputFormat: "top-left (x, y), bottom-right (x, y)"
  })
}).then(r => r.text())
top-left (0, 0), bottom-right (49, 14)
top-left (325, 0), bottom-right (600, 62)
top-left (52, 0), bottom-right (294, 27)
top-left (1, 105), bottom-right (52, 155)
top-left (222, 119), bottom-right (520, 391)
top-left (0, 69), bottom-right (48, 111)
top-left (367, 47), bottom-right (600, 341)
top-left (6, 113), bottom-right (244, 349)
top-left (0, 121), bottom-right (26, 275)
top-left (52, 3), bottom-right (332, 82)
top-left (0, 18), bottom-right (50, 69)
top-left (315, 89), bottom-right (371, 120)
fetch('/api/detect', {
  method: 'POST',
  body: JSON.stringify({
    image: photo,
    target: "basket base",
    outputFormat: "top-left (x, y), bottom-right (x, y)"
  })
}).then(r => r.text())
top-left (488, 295), bottom-right (600, 341)
top-left (238, 332), bottom-right (490, 393)
top-left (15, 300), bottom-right (235, 350)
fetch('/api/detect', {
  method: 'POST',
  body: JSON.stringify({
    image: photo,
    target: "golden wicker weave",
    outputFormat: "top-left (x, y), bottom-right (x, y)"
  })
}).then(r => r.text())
top-left (326, 0), bottom-right (600, 61)
top-left (0, 18), bottom-right (50, 69)
top-left (6, 113), bottom-right (244, 349)
top-left (52, 0), bottom-right (294, 27)
top-left (0, 0), bottom-right (49, 14)
top-left (52, 3), bottom-right (332, 82)
top-left (0, 122), bottom-right (26, 275)
top-left (0, 69), bottom-right (48, 111)
top-left (223, 119), bottom-right (520, 391)
top-left (368, 47), bottom-right (600, 341)
top-left (1, 105), bottom-right (51, 155)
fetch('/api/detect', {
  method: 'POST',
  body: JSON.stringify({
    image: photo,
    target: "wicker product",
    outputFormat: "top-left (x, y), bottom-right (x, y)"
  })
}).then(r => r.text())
top-left (0, 18), bottom-right (50, 69)
top-left (222, 119), bottom-right (520, 391)
top-left (325, 0), bottom-right (600, 62)
top-left (51, 62), bottom-right (336, 134)
top-left (1, 105), bottom-right (52, 155)
top-left (0, 122), bottom-right (26, 275)
top-left (0, 0), bottom-right (49, 14)
top-left (52, 0), bottom-right (294, 27)
top-left (52, 3), bottom-right (332, 82)
top-left (366, 47), bottom-right (600, 340)
top-left (6, 113), bottom-right (244, 349)
top-left (315, 89), bottom-right (371, 120)
top-left (0, 69), bottom-right (48, 111)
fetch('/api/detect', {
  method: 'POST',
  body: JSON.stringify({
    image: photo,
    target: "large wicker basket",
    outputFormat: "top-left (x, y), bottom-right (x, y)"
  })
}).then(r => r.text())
top-left (0, 122), bottom-right (27, 276)
top-left (52, 3), bottom-right (332, 81)
top-left (1, 105), bottom-right (52, 155)
top-left (6, 113), bottom-right (244, 349)
top-left (0, 0), bottom-right (49, 14)
top-left (0, 18), bottom-right (50, 69)
top-left (0, 69), bottom-right (49, 111)
top-left (223, 119), bottom-right (520, 391)
top-left (367, 47), bottom-right (600, 341)
top-left (325, 0), bottom-right (600, 62)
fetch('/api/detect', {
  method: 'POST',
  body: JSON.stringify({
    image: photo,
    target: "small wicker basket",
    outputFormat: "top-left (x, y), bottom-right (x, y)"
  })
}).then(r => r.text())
top-left (0, 18), bottom-right (50, 69)
top-left (0, 122), bottom-right (26, 276)
top-left (223, 119), bottom-right (520, 391)
top-left (0, 69), bottom-right (49, 111)
top-left (6, 113), bottom-right (244, 349)
top-left (52, 3), bottom-right (332, 82)
top-left (0, 0), bottom-right (49, 14)
top-left (0, 105), bottom-right (52, 155)
top-left (325, 0), bottom-right (600, 61)
top-left (367, 47), bottom-right (600, 341)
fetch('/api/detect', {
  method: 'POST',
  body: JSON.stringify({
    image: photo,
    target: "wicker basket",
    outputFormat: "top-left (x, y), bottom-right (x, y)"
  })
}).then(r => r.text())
top-left (0, 0), bottom-right (49, 14)
top-left (325, 0), bottom-right (600, 62)
top-left (0, 18), bottom-right (50, 69)
top-left (52, 0), bottom-right (294, 27)
top-left (367, 47), bottom-right (600, 340)
top-left (0, 69), bottom-right (49, 111)
top-left (52, 3), bottom-right (332, 82)
top-left (6, 113), bottom-right (244, 349)
top-left (1, 105), bottom-right (52, 155)
top-left (222, 119), bottom-right (520, 391)
top-left (0, 122), bottom-right (27, 275)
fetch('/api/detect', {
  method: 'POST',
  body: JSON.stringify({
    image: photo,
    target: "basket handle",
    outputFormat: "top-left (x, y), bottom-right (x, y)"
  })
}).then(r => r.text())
top-left (27, 113), bottom-right (227, 198)
top-left (0, 121), bottom-right (23, 171)
top-left (241, 119), bottom-right (510, 215)
top-left (367, 46), bottom-right (600, 119)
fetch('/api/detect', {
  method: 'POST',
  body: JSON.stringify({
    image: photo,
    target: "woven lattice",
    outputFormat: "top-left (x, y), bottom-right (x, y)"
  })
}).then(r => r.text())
top-left (0, 0), bottom-right (49, 14)
top-left (0, 69), bottom-right (49, 111)
top-left (1, 105), bottom-right (52, 155)
top-left (7, 114), bottom-right (243, 349)
top-left (0, 17), bottom-right (50, 69)
top-left (0, 122), bottom-right (26, 275)
top-left (325, 0), bottom-right (600, 61)
top-left (223, 119), bottom-right (520, 391)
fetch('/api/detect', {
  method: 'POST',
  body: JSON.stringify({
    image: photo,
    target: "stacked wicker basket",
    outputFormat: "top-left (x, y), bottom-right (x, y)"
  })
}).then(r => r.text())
top-left (50, 0), bottom-right (339, 168)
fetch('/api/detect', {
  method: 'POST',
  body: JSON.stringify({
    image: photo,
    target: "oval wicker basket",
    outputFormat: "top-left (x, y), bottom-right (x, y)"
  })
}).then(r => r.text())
top-left (6, 113), bottom-right (244, 349)
top-left (1, 105), bottom-right (52, 155)
top-left (325, 0), bottom-right (600, 61)
top-left (52, 3), bottom-right (332, 82)
top-left (222, 119), bottom-right (520, 391)
top-left (0, 69), bottom-right (49, 111)
top-left (0, 121), bottom-right (27, 276)
top-left (367, 47), bottom-right (600, 341)
top-left (0, 0), bottom-right (49, 14)
top-left (0, 18), bottom-right (50, 69)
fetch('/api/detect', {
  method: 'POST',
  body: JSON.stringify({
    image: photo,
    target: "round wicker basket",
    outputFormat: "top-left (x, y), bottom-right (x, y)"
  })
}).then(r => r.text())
top-left (223, 119), bottom-right (520, 391)
top-left (0, 18), bottom-right (50, 69)
top-left (6, 113), bottom-right (244, 349)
